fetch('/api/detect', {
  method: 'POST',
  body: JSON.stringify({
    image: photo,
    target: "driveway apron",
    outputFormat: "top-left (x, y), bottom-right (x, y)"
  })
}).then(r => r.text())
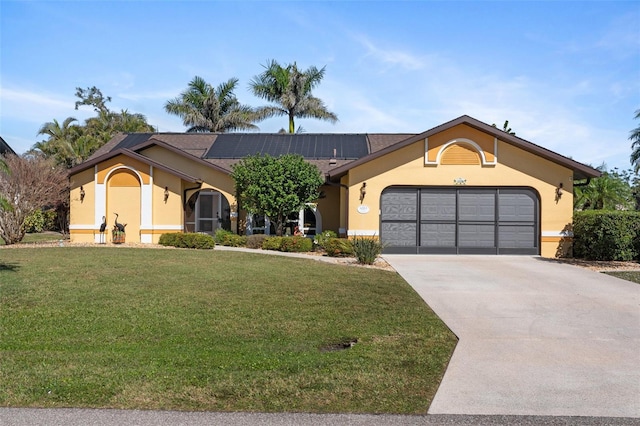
top-left (383, 255), bottom-right (640, 417)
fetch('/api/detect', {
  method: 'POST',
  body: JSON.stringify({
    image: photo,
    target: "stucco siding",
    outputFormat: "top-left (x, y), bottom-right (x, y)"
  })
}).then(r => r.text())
top-left (315, 185), bottom-right (341, 235)
top-left (345, 134), bottom-right (574, 257)
top-left (69, 168), bottom-right (97, 243)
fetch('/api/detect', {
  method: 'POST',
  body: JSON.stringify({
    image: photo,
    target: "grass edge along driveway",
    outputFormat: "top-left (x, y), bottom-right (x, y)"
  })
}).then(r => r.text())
top-left (0, 247), bottom-right (456, 414)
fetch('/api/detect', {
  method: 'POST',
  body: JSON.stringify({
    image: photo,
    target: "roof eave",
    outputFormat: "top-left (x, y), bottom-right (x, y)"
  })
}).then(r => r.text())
top-left (67, 148), bottom-right (200, 183)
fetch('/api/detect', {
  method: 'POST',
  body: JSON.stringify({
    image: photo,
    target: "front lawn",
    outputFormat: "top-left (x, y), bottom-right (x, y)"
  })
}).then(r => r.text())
top-left (0, 247), bottom-right (456, 413)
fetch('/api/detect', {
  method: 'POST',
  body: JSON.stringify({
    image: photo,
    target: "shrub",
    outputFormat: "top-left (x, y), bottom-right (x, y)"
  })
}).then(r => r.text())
top-left (158, 232), bottom-right (215, 249)
top-left (314, 230), bottom-right (337, 250)
top-left (573, 211), bottom-right (640, 261)
top-left (323, 238), bottom-right (354, 257)
top-left (23, 209), bottom-right (46, 233)
top-left (351, 236), bottom-right (384, 265)
top-left (262, 236), bottom-right (283, 251)
top-left (213, 229), bottom-right (246, 247)
top-left (280, 236), bottom-right (313, 252)
top-left (158, 233), bottom-right (179, 246)
top-left (246, 234), bottom-right (268, 249)
top-left (214, 229), bottom-right (233, 245)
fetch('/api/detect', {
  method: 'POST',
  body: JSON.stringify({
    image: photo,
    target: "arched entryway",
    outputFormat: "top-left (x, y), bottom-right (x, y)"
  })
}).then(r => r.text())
top-left (106, 168), bottom-right (141, 242)
top-left (184, 190), bottom-right (231, 235)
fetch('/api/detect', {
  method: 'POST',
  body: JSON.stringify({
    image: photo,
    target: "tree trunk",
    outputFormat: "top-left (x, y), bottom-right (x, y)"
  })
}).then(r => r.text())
top-left (289, 113), bottom-right (295, 134)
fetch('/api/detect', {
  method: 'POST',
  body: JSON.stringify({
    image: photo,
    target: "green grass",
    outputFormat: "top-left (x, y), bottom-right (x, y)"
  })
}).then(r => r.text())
top-left (605, 270), bottom-right (640, 284)
top-left (0, 232), bottom-right (65, 246)
top-left (0, 247), bottom-right (456, 413)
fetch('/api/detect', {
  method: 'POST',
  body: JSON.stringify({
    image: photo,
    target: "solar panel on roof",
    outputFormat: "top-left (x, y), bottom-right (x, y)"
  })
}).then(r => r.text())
top-left (113, 133), bottom-right (154, 151)
top-left (204, 134), bottom-right (369, 159)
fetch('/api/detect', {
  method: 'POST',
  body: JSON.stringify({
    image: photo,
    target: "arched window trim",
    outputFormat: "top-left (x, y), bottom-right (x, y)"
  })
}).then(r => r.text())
top-left (425, 137), bottom-right (498, 166)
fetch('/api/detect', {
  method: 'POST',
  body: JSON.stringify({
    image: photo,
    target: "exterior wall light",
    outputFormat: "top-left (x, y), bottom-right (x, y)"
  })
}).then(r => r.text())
top-left (79, 186), bottom-right (85, 202)
top-left (556, 183), bottom-right (563, 199)
top-left (164, 186), bottom-right (169, 203)
top-left (359, 182), bottom-right (367, 203)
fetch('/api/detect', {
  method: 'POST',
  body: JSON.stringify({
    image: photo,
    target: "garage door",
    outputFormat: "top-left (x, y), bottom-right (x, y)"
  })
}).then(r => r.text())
top-left (381, 187), bottom-right (539, 255)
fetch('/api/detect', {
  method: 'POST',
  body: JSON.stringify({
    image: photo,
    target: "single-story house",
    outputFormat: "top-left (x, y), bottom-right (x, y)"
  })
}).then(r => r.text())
top-left (68, 115), bottom-right (601, 257)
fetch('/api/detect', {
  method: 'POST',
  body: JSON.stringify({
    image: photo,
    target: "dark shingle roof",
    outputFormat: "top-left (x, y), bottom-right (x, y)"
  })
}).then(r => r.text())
top-left (78, 116), bottom-right (601, 181)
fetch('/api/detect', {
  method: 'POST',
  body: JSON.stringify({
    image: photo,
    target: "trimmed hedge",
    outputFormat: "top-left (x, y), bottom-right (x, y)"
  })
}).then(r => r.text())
top-left (246, 234), bottom-right (268, 249)
top-left (262, 236), bottom-right (313, 252)
top-left (262, 236), bottom-right (283, 251)
top-left (573, 211), bottom-right (640, 261)
top-left (158, 233), bottom-right (216, 249)
top-left (214, 229), bottom-right (247, 247)
top-left (314, 230), bottom-right (337, 250)
top-left (280, 236), bottom-right (313, 252)
top-left (323, 238), bottom-right (354, 257)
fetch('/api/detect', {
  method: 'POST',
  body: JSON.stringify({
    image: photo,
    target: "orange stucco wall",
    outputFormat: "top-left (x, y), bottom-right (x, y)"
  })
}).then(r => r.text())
top-left (345, 124), bottom-right (573, 257)
top-left (70, 126), bottom-right (577, 256)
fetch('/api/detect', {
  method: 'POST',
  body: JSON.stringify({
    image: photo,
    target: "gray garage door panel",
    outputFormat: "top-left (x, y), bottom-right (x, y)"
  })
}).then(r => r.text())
top-left (381, 191), bottom-right (417, 221)
top-left (421, 191), bottom-right (456, 221)
top-left (421, 223), bottom-right (456, 247)
top-left (381, 187), bottom-right (539, 255)
top-left (459, 224), bottom-right (495, 247)
top-left (459, 191), bottom-right (495, 221)
top-left (499, 192), bottom-right (535, 222)
top-left (499, 225), bottom-right (536, 248)
top-left (381, 222), bottom-right (417, 246)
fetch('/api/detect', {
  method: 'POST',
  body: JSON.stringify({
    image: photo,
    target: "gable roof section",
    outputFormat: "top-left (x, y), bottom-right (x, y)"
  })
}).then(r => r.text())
top-left (67, 147), bottom-right (200, 183)
top-left (0, 136), bottom-right (16, 156)
top-left (204, 133), bottom-right (369, 159)
top-left (78, 116), bottom-right (600, 182)
top-left (130, 137), bottom-right (232, 174)
top-left (327, 115), bottom-right (601, 181)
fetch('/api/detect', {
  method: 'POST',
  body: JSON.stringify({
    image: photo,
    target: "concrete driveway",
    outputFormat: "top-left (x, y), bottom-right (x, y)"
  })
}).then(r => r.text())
top-left (383, 255), bottom-right (640, 418)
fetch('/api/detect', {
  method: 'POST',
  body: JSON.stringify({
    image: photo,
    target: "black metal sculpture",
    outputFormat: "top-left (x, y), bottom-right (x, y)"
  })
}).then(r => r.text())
top-left (112, 213), bottom-right (127, 244)
top-left (98, 216), bottom-right (107, 244)
top-left (114, 213), bottom-right (126, 232)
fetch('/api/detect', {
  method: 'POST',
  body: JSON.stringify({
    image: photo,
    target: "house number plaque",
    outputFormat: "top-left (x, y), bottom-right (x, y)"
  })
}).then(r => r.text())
top-left (357, 205), bottom-right (370, 214)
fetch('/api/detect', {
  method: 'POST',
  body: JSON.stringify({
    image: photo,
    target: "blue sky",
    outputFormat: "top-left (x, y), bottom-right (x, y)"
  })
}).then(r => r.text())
top-left (1, 1), bottom-right (639, 172)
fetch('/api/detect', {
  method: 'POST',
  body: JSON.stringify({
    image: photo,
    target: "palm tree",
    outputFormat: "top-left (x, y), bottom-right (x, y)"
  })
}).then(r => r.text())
top-left (165, 76), bottom-right (259, 133)
top-left (574, 166), bottom-right (634, 210)
top-left (491, 120), bottom-right (516, 136)
top-left (250, 60), bottom-right (338, 133)
top-left (33, 117), bottom-right (83, 167)
top-left (630, 109), bottom-right (640, 173)
top-left (116, 109), bottom-right (155, 133)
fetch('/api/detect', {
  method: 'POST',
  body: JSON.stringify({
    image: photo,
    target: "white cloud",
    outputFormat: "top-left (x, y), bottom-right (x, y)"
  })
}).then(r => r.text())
top-left (0, 86), bottom-right (80, 123)
top-left (353, 33), bottom-right (430, 71)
